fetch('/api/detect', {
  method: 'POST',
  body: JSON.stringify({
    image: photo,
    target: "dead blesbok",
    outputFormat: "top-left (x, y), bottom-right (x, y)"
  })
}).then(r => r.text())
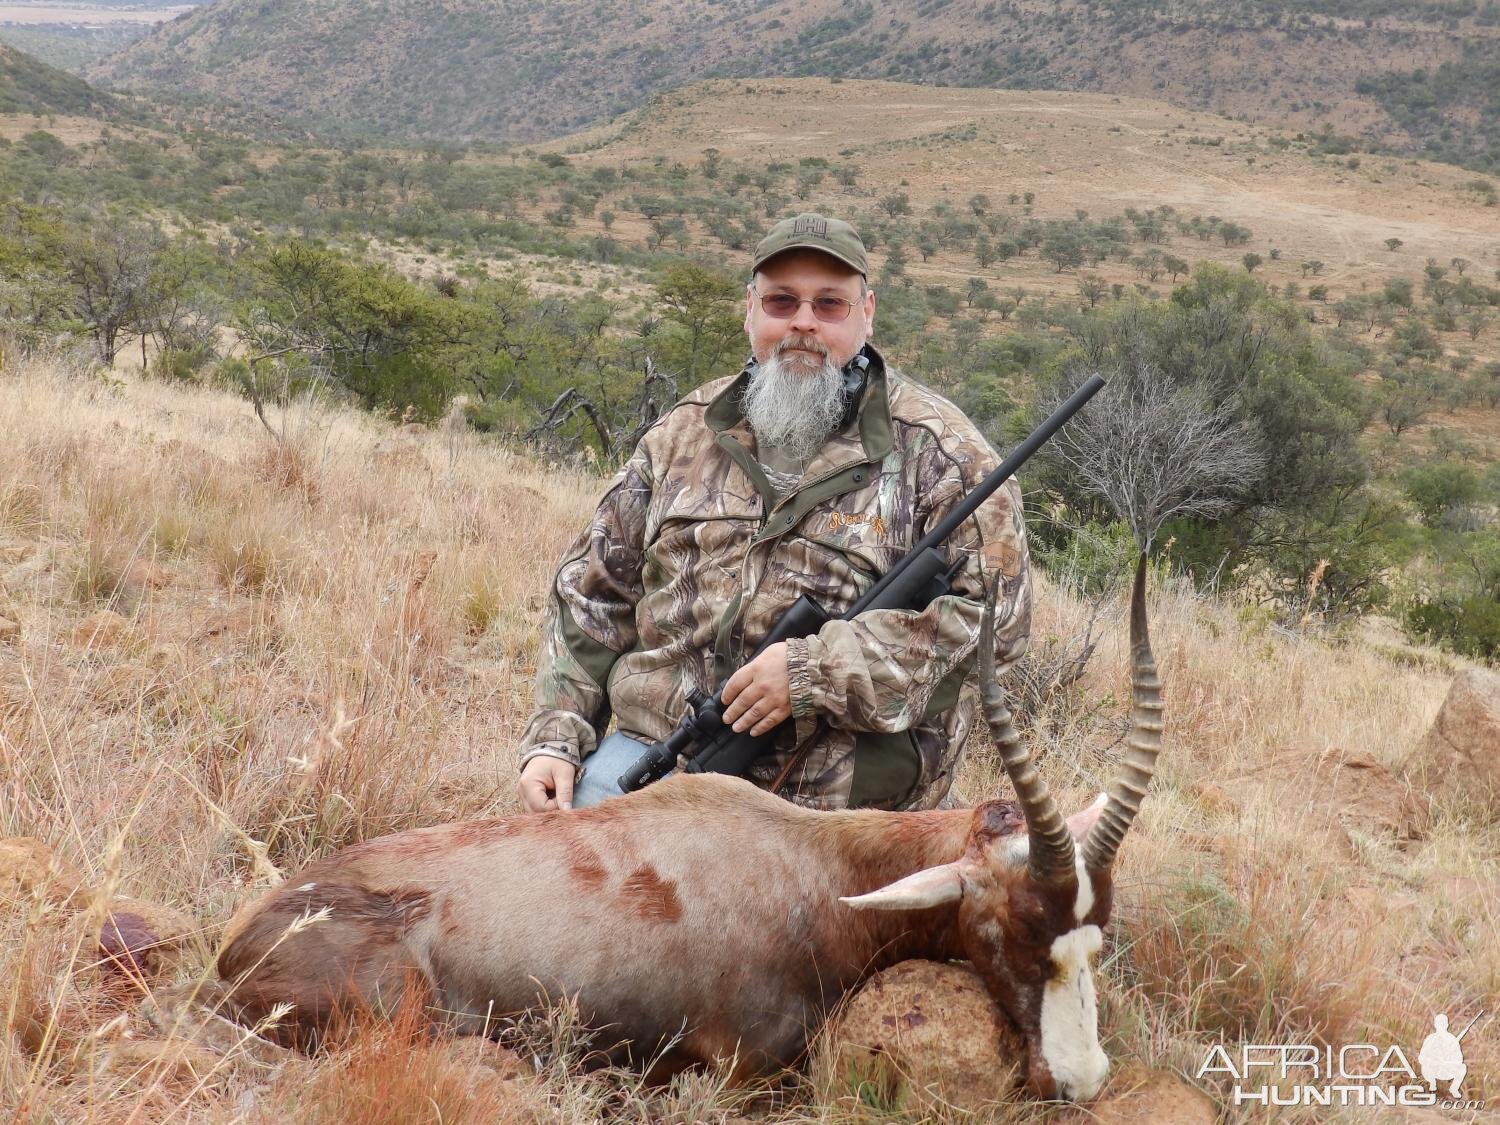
top-left (215, 556), bottom-right (1162, 1101)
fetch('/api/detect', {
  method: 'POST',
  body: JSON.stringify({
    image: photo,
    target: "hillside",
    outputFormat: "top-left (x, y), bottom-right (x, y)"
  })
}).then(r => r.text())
top-left (88, 0), bottom-right (1499, 166)
top-left (0, 356), bottom-right (1493, 1120)
top-left (3, 73), bottom-right (1499, 657)
top-left (549, 79), bottom-right (1500, 308)
top-left (0, 39), bottom-right (112, 116)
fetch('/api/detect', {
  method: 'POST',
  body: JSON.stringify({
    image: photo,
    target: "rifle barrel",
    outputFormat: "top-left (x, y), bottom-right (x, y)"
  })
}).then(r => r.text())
top-left (848, 373), bottom-right (1105, 616)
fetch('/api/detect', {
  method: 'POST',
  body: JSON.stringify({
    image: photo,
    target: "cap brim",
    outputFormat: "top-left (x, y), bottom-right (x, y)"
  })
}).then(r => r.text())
top-left (753, 244), bottom-right (867, 277)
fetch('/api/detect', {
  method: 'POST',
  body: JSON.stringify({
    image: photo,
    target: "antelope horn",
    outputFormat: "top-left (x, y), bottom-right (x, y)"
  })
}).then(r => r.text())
top-left (977, 572), bottom-right (1076, 884)
top-left (1083, 552), bottom-right (1163, 872)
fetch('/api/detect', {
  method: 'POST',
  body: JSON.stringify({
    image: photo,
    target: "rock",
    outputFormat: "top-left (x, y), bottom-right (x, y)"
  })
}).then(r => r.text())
top-left (1407, 668), bottom-right (1500, 805)
top-left (822, 960), bottom-right (1024, 1113)
top-left (94, 897), bottom-right (200, 979)
top-left (125, 560), bottom-right (171, 591)
top-left (0, 837), bottom-right (86, 910)
top-left (1066, 1065), bottom-right (1216, 1124)
top-left (1229, 744), bottom-right (1429, 842)
top-left (0, 616), bottom-right (18, 642)
top-left (192, 603), bottom-right (268, 643)
top-left (72, 610), bottom-right (133, 649)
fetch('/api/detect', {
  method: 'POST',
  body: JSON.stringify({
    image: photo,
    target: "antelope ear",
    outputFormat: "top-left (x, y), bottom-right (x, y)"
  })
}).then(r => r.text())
top-left (1067, 793), bottom-right (1109, 841)
top-left (840, 863), bottom-right (965, 912)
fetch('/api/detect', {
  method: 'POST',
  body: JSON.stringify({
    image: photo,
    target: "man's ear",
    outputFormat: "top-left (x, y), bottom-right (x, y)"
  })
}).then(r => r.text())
top-left (744, 283), bottom-right (756, 334)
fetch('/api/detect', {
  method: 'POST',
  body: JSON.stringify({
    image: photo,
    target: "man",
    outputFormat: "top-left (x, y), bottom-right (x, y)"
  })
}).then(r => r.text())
top-left (517, 213), bottom-right (1030, 813)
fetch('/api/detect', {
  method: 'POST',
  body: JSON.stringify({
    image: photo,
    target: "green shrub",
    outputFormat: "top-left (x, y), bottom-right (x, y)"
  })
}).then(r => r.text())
top-left (1404, 595), bottom-right (1500, 661)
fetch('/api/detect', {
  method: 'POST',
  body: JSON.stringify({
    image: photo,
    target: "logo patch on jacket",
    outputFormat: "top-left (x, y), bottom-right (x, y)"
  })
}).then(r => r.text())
top-left (827, 510), bottom-right (888, 537)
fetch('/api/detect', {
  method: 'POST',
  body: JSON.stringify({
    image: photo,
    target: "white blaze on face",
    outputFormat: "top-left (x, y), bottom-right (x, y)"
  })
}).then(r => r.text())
top-left (1038, 866), bottom-right (1108, 1101)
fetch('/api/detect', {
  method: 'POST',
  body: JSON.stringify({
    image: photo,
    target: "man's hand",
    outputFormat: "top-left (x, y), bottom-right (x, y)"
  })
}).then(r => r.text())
top-left (721, 641), bottom-right (792, 736)
top-left (519, 755), bottom-right (576, 813)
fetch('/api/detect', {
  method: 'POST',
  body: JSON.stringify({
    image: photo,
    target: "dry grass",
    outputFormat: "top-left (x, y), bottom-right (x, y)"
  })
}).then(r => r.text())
top-left (0, 357), bottom-right (1492, 1122)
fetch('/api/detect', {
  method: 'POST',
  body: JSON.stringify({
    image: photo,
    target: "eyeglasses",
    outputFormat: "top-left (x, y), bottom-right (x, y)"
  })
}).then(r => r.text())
top-left (754, 290), bottom-right (858, 323)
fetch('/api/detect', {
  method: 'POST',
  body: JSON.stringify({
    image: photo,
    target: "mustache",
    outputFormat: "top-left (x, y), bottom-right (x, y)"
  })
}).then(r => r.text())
top-left (772, 335), bottom-right (830, 360)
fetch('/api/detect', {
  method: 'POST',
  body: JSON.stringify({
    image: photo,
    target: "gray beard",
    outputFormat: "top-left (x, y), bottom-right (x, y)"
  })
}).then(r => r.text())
top-left (741, 341), bottom-right (849, 464)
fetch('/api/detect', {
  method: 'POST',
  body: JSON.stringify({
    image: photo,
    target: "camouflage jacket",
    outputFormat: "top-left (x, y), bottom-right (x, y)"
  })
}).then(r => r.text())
top-left (517, 345), bottom-right (1031, 810)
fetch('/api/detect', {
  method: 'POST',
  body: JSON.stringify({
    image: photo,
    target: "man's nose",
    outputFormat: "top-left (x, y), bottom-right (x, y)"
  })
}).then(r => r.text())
top-left (788, 300), bottom-right (821, 333)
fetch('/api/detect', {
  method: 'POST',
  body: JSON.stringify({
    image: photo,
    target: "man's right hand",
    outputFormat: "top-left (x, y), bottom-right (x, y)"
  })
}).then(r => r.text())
top-left (518, 755), bottom-right (577, 813)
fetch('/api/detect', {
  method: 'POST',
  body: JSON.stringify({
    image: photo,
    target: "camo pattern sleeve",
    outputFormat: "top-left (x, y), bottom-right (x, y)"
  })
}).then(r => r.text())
top-left (784, 414), bottom-right (1031, 739)
top-left (516, 444), bottom-right (654, 764)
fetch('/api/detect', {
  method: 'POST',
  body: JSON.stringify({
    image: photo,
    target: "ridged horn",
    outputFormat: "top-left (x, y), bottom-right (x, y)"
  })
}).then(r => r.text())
top-left (977, 574), bottom-right (1076, 885)
top-left (1083, 552), bottom-right (1163, 872)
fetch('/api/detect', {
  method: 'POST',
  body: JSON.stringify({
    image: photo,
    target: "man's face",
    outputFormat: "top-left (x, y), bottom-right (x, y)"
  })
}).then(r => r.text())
top-left (744, 249), bottom-right (875, 371)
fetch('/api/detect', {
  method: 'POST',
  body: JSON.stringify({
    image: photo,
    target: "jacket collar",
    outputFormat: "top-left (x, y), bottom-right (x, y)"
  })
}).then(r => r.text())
top-left (703, 342), bottom-right (895, 468)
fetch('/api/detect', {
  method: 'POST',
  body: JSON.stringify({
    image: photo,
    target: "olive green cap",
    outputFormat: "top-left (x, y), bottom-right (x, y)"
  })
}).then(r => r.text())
top-left (752, 213), bottom-right (868, 277)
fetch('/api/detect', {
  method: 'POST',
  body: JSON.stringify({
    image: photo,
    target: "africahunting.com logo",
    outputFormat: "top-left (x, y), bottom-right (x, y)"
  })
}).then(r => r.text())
top-left (1199, 1012), bottom-right (1487, 1110)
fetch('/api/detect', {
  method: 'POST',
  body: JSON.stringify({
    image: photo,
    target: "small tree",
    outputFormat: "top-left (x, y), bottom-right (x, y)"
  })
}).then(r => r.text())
top-left (1375, 377), bottom-right (1432, 436)
top-left (1042, 231), bottom-right (1084, 273)
top-left (654, 261), bottom-right (741, 386)
top-left (1039, 361), bottom-right (1265, 547)
top-left (64, 216), bottom-right (164, 366)
top-left (1384, 237), bottom-right (1403, 251)
top-left (1077, 274), bottom-right (1109, 309)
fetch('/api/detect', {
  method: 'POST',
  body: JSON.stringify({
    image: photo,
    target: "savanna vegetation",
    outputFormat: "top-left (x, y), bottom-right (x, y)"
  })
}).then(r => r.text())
top-left (3, 107), bottom-right (1498, 659)
top-left (0, 358), bottom-right (1492, 1121)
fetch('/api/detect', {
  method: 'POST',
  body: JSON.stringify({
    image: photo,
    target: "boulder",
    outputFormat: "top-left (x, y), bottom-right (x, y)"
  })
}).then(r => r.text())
top-left (821, 960), bottom-right (1024, 1114)
top-left (0, 836), bottom-right (86, 910)
top-left (125, 560), bottom-right (172, 591)
top-left (71, 610), bottom-right (132, 649)
top-left (1228, 744), bottom-right (1429, 842)
top-left (1065, 1065), bottom-right (1216, 1124)
top-left (1407, 668), bottom-right (1500, 805)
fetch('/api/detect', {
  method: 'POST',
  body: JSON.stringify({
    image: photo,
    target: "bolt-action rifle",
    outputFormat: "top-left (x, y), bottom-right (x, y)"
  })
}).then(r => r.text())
top-left (618, 374), bottom-right (1106, 793)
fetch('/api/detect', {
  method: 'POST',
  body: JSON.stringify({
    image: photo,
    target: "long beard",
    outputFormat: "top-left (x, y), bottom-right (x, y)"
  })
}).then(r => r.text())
top-left (741, 338), bottom-right (849, 463)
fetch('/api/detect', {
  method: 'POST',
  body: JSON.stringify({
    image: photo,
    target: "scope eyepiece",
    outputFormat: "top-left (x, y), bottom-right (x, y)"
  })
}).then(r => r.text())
top-left (618, 744), bottom-right (675, 793)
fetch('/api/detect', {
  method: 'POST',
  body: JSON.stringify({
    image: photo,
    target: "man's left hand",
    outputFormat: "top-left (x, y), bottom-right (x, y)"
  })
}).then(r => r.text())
top-left (721, 641), bottom-right (792, 736)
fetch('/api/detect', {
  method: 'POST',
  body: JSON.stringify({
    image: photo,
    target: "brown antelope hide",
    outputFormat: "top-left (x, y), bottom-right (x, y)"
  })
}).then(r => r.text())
top-left (216, 555), bottom-right (1163, 1102)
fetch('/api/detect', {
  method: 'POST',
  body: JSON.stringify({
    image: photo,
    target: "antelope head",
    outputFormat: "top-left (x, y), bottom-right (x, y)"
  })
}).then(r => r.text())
top-left (842, 554), bottom-right (1163, 1101)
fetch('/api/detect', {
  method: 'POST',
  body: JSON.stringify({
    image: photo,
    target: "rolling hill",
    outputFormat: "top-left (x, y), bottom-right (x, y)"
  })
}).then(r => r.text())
top-left (88, 0), bottom-right (1498, 167)
top-left (0, 40), bottom-right (113, 116)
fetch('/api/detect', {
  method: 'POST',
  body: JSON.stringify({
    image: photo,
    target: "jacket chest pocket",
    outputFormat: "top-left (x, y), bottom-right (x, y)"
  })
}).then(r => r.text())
top-left (743, 535), bottom-right (882, 643)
